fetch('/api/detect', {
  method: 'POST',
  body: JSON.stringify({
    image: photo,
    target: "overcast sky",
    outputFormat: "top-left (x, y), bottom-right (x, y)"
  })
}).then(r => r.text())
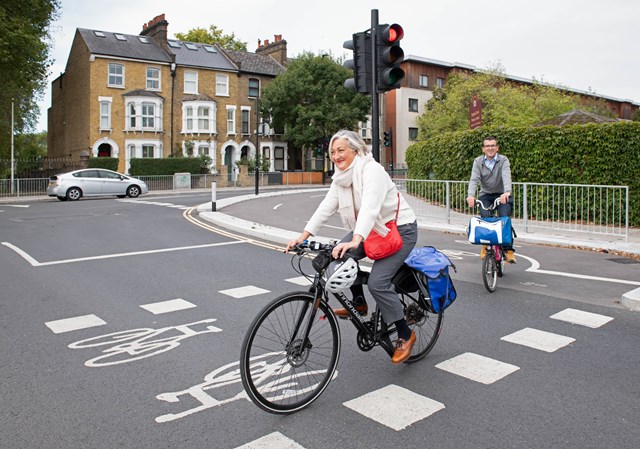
top-left (37, 0), bottom-right (639, 130)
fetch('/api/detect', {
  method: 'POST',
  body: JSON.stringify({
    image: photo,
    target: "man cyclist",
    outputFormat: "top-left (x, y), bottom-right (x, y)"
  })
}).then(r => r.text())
top-left (466, 136), bottom-right (516, 263)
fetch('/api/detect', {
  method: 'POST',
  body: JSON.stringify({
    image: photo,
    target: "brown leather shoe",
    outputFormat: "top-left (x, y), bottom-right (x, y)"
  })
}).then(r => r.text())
top-left (392, 331), bottom-right (416, 364)
top-left (480, 245), bottom-right (488, 260)
top-left (333, 303), bottom-right (368, 318)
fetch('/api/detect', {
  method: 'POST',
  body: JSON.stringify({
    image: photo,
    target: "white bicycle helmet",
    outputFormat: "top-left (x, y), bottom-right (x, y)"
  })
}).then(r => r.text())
top-left (323, 258), bottom-right (359, 293)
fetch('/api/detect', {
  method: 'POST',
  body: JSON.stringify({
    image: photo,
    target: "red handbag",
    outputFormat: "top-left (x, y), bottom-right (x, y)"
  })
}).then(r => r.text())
top-left (364, 193), bottom-right (402, 260)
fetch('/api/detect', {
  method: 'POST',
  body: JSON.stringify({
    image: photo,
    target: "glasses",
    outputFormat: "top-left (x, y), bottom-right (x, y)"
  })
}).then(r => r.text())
top-left (483, 144), bottom-right (498, 148)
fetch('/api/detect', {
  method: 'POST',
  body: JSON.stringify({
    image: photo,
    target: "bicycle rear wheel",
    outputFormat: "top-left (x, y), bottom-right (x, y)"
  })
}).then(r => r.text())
top-left (482, 254), bottom-right (498, 292)
top-left (240, 292), bottom-right (340, 414)
top-left (406, 294), bottom-right (444, 363)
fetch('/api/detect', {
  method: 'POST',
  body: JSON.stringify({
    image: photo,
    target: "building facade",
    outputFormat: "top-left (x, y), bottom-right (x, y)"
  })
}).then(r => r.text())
top-left (382, 55), bottom-right (640, 170)
top-left (47, 14), bottom-right (288, 177)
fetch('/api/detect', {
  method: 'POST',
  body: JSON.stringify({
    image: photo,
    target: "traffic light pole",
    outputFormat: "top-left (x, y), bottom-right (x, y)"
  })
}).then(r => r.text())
top-left (370, 9), bottom-right (380, 162)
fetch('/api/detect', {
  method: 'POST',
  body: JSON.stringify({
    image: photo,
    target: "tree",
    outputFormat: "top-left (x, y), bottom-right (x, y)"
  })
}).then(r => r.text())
top-left (416, 65), bottom-right (607, 139)
top-left (174, 25), bottom-right (247, 51)
top-left (260, 53), bottom-right (371, 169)
top-left (0, 0), bottom-right (60, 159)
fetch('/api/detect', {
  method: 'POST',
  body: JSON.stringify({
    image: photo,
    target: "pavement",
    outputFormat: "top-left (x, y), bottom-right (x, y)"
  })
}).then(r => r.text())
top-left (196, 187), bottom-right (640, 312)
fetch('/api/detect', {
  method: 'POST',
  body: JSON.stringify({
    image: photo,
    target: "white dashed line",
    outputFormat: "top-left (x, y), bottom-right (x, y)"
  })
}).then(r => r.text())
top-left (45, 314), bottom-right (107, 334)
top-left (140, 299), bottom-right (197, 315)
top-left (234, 432), bottom-right (306, 449)
top-left (435, 352), bottom-right (520, 385)
top-left (550, 308), bottom-right (614, 328)
top-left (501, 327), bottom-right (575, 352)
top-left (343, 384), bottom-right (445, 431)
top-left (219, 286), bottom-right (271, 298)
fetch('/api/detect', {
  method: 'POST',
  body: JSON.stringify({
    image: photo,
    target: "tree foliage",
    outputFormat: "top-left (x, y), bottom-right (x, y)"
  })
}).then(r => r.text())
top-left (260, 53), bottom-right (371, 168)
top-left (0, 0), bottom-right (59, 158)
top-left (174, 25), bottom-right (247, 51)
top-left (416, 65), bottom-right (614, 140)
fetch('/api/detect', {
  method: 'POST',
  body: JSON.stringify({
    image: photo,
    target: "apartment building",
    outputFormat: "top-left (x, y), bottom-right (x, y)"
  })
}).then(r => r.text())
top-left (383, 55), bottom-right (640, 170)
top-left (47, 14), bottom-right (287, 176)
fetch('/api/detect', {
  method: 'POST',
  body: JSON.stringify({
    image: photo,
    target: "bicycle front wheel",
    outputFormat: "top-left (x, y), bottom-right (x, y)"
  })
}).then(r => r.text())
top-left (240, 292), bottom-right (341, 414)
top-left (482, 254), bottom-right (498, 292)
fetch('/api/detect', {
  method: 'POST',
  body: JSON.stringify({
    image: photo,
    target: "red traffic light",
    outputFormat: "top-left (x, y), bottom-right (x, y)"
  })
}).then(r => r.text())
top-left (381, 24), bottom-right (404, 44)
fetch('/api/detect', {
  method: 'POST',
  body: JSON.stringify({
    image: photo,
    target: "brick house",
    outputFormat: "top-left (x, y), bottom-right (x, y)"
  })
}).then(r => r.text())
top-left (47, 14), bottom-right (288, 177)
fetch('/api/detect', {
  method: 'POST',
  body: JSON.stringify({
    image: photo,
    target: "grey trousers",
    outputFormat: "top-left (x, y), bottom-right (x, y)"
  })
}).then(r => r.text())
top-left (340, 221), bottom-right (418, 323)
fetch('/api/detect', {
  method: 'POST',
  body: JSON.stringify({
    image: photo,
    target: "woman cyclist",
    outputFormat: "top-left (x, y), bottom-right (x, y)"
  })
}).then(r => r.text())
top-left (285, 130), bottom-right (418, 364)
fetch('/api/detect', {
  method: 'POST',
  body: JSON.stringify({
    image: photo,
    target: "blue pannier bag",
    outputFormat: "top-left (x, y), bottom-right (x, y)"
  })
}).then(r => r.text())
top-left (467, 216), bottom-right (514, 246)
top-left (404, 246), bottom-right (457, 313)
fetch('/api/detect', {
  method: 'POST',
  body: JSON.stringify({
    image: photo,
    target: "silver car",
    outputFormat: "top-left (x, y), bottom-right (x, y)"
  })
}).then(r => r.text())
top-left (47, 169), bottom-right (149, 201)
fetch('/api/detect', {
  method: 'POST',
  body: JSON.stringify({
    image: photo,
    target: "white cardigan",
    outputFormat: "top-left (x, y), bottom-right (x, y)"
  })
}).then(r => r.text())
top-left (304, 160), bottom-right (416, 239)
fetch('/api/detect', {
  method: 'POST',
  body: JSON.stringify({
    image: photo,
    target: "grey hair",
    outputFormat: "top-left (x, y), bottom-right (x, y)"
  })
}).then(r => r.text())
top-left (329, 130), bottom-right (370, 157)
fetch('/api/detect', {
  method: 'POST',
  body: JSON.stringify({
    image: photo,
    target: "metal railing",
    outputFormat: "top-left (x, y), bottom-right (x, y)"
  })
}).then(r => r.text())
top-left (1, 175), bottom-right (630, 242)
top-left (394, 179), bottom-right (630, 242)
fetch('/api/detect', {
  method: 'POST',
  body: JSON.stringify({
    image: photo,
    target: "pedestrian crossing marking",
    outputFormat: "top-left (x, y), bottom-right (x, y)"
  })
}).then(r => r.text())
top-left (501, 327), bottom-right (575, 353)
top-left (285, 276), bottom-right (313, 286)
top-left (219, 285), bottom-right (271, 298)
top-left (140, 298), bottom-right (197, 315)
top-left (343, 384), bottom-right (445, 431)
top-left (45, 314), bottom-right (107, 334)
top-left (234, 432), bottom-right (305, 449)
top-left (435, 352), bottom-right (520, 385)
top-left (550, 308), bottom-right (613, 328)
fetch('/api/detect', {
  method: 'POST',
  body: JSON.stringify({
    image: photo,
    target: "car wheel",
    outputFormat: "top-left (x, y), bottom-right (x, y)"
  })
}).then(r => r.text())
top-left (127, 185), bottom-right (141, 198)
top-left (57, 196), bottom-right (68, 201)
top-left (66, 187), bottom-right (82, 201)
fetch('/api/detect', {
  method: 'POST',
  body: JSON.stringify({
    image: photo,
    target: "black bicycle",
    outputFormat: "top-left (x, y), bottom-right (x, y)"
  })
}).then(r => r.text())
top-left (239, 240), bottom-right (444, 414)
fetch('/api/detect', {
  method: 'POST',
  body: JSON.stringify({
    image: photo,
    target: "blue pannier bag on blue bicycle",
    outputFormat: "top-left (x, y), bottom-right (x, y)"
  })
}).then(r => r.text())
top-left (404, 246), bottom-right (457, 313)
top-left (467, 216), bottom-right (514, 246)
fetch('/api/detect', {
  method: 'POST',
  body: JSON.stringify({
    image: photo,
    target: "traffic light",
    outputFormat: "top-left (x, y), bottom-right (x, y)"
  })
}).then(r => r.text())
top-left (383, 129), bottom-right (392, 147)
top-left (343, 31), bottom-right (371, 94)
top-left (376, 23), bottom-right (405, 92)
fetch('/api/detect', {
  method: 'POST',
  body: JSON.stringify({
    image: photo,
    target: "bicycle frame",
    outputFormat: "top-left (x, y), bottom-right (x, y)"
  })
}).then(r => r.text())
top-left (296, 271), bottom-right (397, 358)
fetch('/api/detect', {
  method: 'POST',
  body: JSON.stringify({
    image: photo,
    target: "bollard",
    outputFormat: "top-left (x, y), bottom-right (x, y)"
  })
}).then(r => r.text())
top-left (211, 181), bottom-right (217, 211)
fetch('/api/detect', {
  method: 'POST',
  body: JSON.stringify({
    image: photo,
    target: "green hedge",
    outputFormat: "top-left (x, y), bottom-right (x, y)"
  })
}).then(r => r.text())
top-left (88, 157), bottom-right (119, 171)
top-left (129, 157), bottom-right (204, 176)
top-left (405, 121), bottom-right (640, 226)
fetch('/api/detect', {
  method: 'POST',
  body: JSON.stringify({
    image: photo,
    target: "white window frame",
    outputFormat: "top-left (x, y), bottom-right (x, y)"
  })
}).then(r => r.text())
top-left (184, 71), bottom-right (198, 94)
top-left (181, 101), bottom-right (216, 134)
top-left (124, 97), bottom-right (163, 132)
top-left (146, 67), bottom-right (161, 91)
top-left (124, 139), bottom-right (163, 173)
top-left (226, 106), bottom-right (236, 135)
top-left (241, 106), bottom-right (251, 135)
top-left (98, 96), bottom-right (112, 131)
top-left (437, 77), bottom-right (445, 89)
top-left (419, 74), bottom-right (429, 87)
top-left (409, 98), bottom-right (419, 112)
top-left (108, 63), bottom-right (124, 88)
top-left (216, 74), bottom-right (229, 96)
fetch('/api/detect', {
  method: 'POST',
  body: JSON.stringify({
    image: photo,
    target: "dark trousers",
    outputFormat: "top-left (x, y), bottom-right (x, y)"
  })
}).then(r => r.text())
top-left (479, 193), bottom-right (514, 252)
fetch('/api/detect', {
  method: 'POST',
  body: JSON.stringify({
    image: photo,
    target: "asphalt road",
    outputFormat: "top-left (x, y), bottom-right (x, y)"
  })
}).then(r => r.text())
top-left (1, 192), bottom-right (639, 449)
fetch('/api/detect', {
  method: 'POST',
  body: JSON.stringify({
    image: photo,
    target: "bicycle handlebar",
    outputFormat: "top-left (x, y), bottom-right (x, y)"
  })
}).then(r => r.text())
top-left (474, 198), bottom-right (502, 211)
top-left (292, 240), bottom-right (335, 255)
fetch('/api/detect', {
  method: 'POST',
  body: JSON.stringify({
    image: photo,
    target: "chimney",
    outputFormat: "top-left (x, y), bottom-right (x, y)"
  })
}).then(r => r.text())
top-left (255, 34), bottom-right (288, 66)
top-left (141, 14), bottom-right (168, 45)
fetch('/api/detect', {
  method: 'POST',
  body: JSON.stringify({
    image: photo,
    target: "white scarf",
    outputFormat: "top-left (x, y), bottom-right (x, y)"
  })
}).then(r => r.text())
top-left (331, 153), bottom-right (391, 237)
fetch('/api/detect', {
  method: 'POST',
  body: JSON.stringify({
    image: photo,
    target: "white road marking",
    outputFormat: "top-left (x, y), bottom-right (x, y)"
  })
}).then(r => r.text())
top-left (2, 204), bottom-right (30, 208)
top-left (140, 298), bottom-right (197, 315)
top-left (219, 285), bottom-right (270, 298)
top-left (285, 276), bottom-right (312, 286)
top-left (520, 254), bottom-right (640, 286)
top-left (501, 328), bottom-right (575, 352)
top-left (343, 384), bottom-right (445, 431)
top-left (273, 203), bottom-right (283, 210)
top-left (550, 308), bottom-right (614, 328)
top-left (45, 314), bottom-right (106, 334)
top-left (435, 352), bottom-right (520, 385)
top-left (1, 240), bottom-right (244, 267)
top-left (234, 432), bottom-right (306, 449)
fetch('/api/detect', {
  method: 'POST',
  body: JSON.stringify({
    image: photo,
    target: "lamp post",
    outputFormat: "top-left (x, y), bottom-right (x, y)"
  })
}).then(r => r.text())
top-left (255, 97), bottom-right (260, 196)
